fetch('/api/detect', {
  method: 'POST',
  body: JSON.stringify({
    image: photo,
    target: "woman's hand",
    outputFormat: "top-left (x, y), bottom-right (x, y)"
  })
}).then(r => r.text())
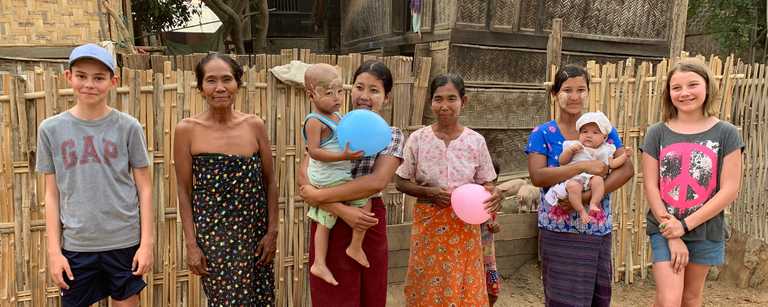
top-left (660, 214), bottom-right (685, 239)
top-left (428, 187), bottom-right (452, 209)
top-left (300, 184), bottom-right (378, 231)
top-left (668, 238), bottom-right (689, 273)
top-left (256, 230), bottom-right (277, 266)
top-left (299, 184), bottom-right (321, 206)
top-left (577, 160), bottom-right (609, 176)
top-left (336, 205), bottom-right (379, 231)
top-left (483, 186), bottom-right (502, 214)
top-left (187, 243), bottom-right (209, 276)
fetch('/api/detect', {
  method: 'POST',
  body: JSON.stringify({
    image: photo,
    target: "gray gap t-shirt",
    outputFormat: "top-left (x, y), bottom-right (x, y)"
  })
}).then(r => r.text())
top-left (640, 121), bottom-right (744, 241)
top-left (36, 109), bottom-right (150, 252)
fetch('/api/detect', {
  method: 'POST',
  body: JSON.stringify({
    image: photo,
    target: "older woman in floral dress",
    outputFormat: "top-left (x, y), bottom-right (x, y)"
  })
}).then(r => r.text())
top-left (395, 73), bottom-right (502, 306)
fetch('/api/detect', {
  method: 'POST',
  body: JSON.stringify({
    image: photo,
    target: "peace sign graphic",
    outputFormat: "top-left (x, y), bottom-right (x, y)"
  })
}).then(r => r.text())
top-left (659, 143), bottom-right (718, 210)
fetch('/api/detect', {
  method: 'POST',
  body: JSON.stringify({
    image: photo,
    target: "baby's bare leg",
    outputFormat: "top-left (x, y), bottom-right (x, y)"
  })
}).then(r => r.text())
top-left (566, 180), bottom-right (590, 225)
top-left (588, 176), bottom-right (605, 214)
top-left (346, 201), bottom-right (371, 268)
top-left (311, 222), bottom-right (339, 285)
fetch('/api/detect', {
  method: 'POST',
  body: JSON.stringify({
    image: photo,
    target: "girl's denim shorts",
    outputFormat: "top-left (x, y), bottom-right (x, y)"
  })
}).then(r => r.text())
top-left (650, 233), bottom-right (725, 265)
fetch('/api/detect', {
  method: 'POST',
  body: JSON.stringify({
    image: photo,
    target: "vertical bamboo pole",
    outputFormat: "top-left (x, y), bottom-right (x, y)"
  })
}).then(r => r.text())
top-left (734, 64), bottom-right (753, 235)
top-left (752, 64), bottom-right (768, 240)
top-left (746, 64), bottom-right (763, 236)
top-left (9, 76), bottom-right (27, 295)
top-left (0, 74), bottom-right (12, 307)
top-left (160, 61), bottom-right (176, 307)
top-left (754, 63), bottom-right (768, 239)
top-left (586, 61), bottom-right (598, 112)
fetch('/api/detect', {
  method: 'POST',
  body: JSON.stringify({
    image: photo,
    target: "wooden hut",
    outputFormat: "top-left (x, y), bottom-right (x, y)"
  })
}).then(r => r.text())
top-left (0, 0), bottom-right (133, 74)
top-left (340, 0), bottom-right (689, 282)
top-left (0, 0), bottom-right (132, 58)
top-left (340, 0), bottom-right (687, 176)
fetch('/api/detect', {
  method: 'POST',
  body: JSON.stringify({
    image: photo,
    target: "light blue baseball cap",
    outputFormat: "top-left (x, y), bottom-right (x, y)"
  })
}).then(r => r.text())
top-left (68, 43), bottom-right (116, 74)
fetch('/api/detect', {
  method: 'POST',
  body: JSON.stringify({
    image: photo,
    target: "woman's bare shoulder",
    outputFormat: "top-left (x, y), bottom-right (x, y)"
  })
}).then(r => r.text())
top-left (175, 117), bottom-right (206, 134)
top-left (238, 113), bottom-right (266, 130)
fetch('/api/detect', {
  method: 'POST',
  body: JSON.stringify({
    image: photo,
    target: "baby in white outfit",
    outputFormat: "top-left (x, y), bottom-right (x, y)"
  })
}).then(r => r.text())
top-left (544, 112), bottom-right (630, 225)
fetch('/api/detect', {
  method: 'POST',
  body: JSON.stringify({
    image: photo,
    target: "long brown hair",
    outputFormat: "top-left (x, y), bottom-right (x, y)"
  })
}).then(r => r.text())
top-left (661, 58), bottom-right (718, 122)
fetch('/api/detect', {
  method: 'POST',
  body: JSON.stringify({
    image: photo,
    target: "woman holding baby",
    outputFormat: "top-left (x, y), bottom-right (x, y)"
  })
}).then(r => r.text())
top-left (526, 64), bottom-right (635, 306)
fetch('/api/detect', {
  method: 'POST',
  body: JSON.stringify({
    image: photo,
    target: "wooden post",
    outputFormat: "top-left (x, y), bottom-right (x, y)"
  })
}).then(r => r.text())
top-left (97, 0), bottom-right (111, 42)
top-left (668, 0), bottom-right (689, 61)
top-left (122, 0), bottom-right (135, 41)
top-left (546, 18), bottom-right (562, 120)
top-left (420, 0), bottom-right (434, 33)
top-left (546, 18), bottom-right (563, 81)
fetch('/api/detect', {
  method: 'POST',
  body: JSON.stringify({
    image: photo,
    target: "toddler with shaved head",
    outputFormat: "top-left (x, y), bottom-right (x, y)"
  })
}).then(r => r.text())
top-left (303, 64), bottom-right (371, 285)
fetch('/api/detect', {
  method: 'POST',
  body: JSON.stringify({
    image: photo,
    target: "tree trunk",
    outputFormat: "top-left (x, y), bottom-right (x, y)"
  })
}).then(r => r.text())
top-left (229, 23), bottom-right (245, 54)
top-left (214, 22), bottom-right (231, 52)
top-left (204, 0), bottom-right (247, 54)
top-left (764, 0), bottom-right (768, 63)
top-left (252, 0), bottom-right (269, 53)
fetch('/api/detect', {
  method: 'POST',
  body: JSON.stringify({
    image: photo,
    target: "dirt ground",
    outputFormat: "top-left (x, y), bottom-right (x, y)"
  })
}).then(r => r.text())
top-left (386, 261), bottom-right (768, 306)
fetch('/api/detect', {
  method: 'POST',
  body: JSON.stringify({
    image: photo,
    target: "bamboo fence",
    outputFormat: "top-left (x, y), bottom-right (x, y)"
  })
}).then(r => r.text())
top-left (1, 48), bottom-right (767, 306)
top-left (0, 50), bottom-right (432, 307)
top-left (547, 54), bottom-right (766, 284)
top-left (731, 61), bottom-right (768, 244)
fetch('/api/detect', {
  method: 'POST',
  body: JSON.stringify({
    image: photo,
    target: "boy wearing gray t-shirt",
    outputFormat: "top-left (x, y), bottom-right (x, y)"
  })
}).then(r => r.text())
top-left (36, 44), bottom-right (153, 307)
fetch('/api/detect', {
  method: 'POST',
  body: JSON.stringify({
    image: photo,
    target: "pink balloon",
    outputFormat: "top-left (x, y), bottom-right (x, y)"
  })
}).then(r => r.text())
top-left (451, 183), bottom-right (492, 224)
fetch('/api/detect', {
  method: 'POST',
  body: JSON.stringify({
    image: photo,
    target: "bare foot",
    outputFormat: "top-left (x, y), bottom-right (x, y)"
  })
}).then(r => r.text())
top-left (310, 263), bottom-right (338, 286)
top-left (588, 203), bottom-right (602, 216)
top-left (578, 210), bottom-right (590, 225)
top-left (346, 246), bottom-right (370, 268)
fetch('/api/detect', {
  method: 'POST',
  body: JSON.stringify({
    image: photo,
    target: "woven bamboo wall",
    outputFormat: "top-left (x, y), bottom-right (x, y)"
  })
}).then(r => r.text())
top-left (340, 0), bottom-right (391, 44)
top-left (0, 0), bottom-right (121, 46)
top-left (538, 0), bottom-right (670, 39)
top-left (0, 50), bottom-right (432, 306)
top-left (488, 0), bottom-right (671, 40)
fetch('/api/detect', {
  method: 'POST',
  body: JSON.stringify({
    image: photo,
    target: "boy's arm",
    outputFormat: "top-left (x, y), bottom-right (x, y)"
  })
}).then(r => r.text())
top-left (306, 119), bottom-right (362, 162)
top-left (126, 118), bottom-right (154, 276)
top-left (131, 166), bottom-right (154, 276)
top-left (44, 173), bottom-right (73, 289)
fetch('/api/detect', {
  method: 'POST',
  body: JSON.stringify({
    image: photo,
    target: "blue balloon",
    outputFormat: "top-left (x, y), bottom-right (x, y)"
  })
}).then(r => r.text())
top-left (337, 110), bottom-right (392, 156)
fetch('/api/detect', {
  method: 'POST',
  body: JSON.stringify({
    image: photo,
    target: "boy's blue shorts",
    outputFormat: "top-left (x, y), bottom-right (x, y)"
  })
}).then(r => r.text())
top-left (60, 244), bottom-right (147, 307)
top-left (650, 233), bottom-right (725, 266)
